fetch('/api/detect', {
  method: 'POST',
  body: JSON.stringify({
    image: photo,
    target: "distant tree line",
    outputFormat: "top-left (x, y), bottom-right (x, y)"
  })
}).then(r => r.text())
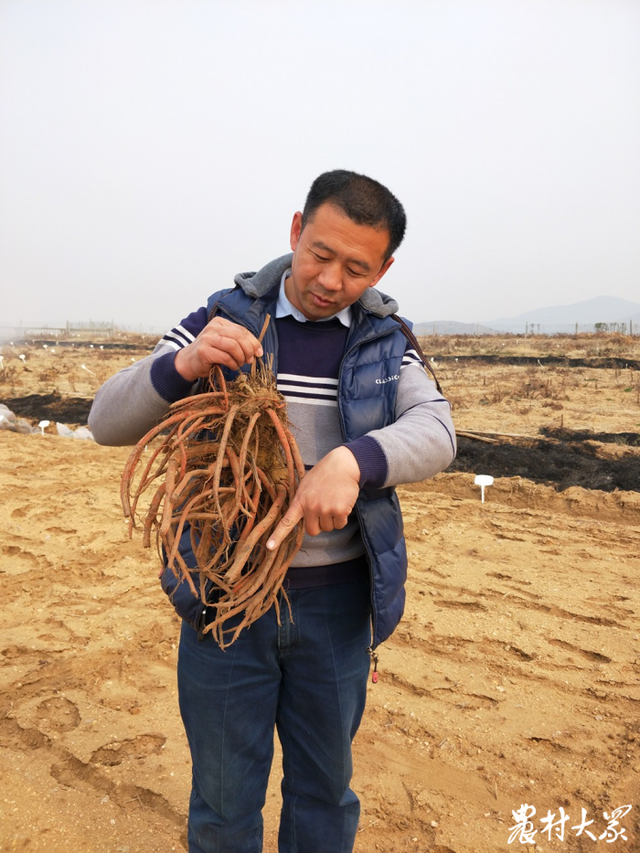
top-left (594, 322), bottom-right (628, 334)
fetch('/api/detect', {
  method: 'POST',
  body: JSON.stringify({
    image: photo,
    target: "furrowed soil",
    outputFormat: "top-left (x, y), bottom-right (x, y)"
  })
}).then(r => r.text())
top-left (1, 333), bottom-right (639, 852)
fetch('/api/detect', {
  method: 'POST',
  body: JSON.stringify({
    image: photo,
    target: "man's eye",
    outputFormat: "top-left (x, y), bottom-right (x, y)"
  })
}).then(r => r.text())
top-left (347, 268), bottom-right (364, 277)
top-left (312, 252), bottom-right (330, 262)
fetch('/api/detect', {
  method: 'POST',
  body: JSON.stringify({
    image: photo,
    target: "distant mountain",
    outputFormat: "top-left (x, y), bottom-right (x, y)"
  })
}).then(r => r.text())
top-left (414, 320), bottom-right (497, 336)
top-left (483, 296), bottom-right (640, 333)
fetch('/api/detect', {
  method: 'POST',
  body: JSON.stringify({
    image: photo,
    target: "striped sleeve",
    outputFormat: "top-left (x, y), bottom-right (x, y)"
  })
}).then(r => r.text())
top-left (156, 308), bottom-right (208, 351)
top-left (401, 346), bottom-right (424, 369)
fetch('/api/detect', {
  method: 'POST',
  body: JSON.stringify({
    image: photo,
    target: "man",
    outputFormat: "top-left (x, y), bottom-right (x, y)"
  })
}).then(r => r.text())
top-left (90, 170), bottom-right (456, 853)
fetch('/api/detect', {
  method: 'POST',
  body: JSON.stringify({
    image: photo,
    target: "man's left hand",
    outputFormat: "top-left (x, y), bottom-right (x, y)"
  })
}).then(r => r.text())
top-left (266, 446), bottom-right (360, 550)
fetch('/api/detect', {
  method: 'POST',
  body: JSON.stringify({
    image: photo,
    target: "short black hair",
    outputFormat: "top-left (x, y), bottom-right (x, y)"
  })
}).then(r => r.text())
top-left (301, 170), bottom-right (406, 261)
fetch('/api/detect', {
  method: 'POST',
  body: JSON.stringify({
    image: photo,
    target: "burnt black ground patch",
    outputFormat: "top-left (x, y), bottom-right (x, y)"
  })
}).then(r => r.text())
top-left (2, 393), bottom-right (93, 424)
top-left (449, 435), bottom-right (640, 493)
top-left (3, 393), bottom-right (640, 493)
top-left (541, 427), bottom-right (640, 447)
top-left (434, 354), bottom-right (640, 370)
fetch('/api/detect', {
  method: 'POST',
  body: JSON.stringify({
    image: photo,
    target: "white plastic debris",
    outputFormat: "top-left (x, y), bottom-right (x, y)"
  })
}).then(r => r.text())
top-left (56, 422), bottom-right (76, 438)
top-left (74, 426), bottom-right (94, 440)
top-left (0, 406), bottom-right (36, 434)
top-left (55, 422), bottom-right (94, 440)
top-left (0, 402), bottom-right (93, 440)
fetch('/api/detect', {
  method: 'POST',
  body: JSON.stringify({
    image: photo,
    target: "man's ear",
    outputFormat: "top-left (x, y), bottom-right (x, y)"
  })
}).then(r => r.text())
top-left (369, 256), bottom-right (394, 288)
top-left (290, 211), bottom-right (303, 251)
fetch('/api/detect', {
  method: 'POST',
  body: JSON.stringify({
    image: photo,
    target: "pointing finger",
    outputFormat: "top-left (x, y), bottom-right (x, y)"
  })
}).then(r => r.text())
top-left (266, 502), bottom-right (304, 551)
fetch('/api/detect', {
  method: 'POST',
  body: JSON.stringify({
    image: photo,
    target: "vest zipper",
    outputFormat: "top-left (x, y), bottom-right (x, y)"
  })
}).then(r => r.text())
top-left (336, 323), bottom-right (400, 655)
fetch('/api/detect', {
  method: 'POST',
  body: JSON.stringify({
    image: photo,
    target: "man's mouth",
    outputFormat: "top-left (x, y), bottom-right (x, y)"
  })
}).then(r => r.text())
top-left (311, 293), bottom-right (333, 308)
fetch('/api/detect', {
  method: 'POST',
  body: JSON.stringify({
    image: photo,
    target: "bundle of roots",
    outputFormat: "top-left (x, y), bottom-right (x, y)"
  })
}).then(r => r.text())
top-left (121, 351), bottom-right (305, 649)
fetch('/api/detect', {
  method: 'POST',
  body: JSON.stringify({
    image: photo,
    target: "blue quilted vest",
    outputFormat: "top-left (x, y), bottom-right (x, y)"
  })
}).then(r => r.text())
top-left (163, 282), bottom-right (409, 648)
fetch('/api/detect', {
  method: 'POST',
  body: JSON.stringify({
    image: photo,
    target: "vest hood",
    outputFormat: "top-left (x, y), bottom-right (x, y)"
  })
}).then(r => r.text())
top-left (233, 253), bottom-right (400, 319)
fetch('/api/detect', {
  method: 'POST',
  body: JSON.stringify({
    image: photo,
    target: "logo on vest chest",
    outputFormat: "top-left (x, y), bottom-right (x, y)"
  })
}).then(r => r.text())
top-left (376, 374), bottom-right (399, 385)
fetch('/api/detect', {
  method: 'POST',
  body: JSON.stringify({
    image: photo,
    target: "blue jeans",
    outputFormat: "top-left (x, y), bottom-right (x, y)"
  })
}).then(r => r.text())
top-left (177, 578), bottom-right (372, 853)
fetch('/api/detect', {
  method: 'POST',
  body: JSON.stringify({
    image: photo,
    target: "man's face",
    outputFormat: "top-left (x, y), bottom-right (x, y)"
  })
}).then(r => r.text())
top-left (287, 202), bottom-right (394, 321)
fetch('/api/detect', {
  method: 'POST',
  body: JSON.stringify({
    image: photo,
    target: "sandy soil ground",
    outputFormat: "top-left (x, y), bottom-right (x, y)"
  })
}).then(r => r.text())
top-left (1, 334), bottom-right (639, 852)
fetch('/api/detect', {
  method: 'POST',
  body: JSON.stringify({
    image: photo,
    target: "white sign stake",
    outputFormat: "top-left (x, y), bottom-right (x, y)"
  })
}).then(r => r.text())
top-left (474, 474), bottom-right (494, 503)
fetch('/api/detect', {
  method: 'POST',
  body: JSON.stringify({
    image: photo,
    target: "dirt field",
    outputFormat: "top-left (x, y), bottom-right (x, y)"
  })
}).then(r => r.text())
top-left (1, 333), bottom-right (639, 852)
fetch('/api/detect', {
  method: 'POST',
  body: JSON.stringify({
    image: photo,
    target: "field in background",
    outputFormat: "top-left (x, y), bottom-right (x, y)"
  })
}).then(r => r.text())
top-left (1, 332), bottom-right (639, 852)
top-left (2, 331), bottom-right (640, 431)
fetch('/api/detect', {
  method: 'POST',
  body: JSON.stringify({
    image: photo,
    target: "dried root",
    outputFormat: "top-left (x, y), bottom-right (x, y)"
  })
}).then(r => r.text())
top-left (121, 335), bottom-right (304, 648)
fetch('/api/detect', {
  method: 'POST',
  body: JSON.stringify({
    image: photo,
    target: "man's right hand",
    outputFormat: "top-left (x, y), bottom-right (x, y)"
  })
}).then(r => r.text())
top-left (174, 317), bottom-right (264, 382)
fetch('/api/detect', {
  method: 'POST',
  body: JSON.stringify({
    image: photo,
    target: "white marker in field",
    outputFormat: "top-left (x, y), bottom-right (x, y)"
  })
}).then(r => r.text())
top-left (81, 364), bottom-right (94, 375)
top-left (38, 419), bottom-right (50, 436)
top-left (474, 474), bottom-right (494, 503)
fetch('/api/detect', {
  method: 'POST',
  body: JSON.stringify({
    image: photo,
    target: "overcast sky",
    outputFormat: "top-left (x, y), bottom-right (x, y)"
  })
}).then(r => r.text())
top-left (1, 0), bottom-right (639, 331)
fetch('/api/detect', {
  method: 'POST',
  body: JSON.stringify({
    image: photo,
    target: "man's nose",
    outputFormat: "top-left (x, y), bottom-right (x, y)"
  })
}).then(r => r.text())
top-left (317, 263), bottom-right (342, 290)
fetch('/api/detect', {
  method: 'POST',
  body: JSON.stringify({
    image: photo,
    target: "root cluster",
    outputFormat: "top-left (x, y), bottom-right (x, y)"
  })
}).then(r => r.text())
top-left (121, 356), bottom-right (304, 648)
